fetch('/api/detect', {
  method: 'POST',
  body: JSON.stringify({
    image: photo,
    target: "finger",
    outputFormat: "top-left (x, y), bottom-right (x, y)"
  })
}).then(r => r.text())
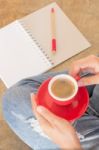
top-left (30, 93), bottom-right (37, 116)
top-left (36, 112), bottom-right (53, 137)
top-left (30, 94), bottom-right (53, 132)
top-left (69, 59), bottom-right (88, 76)
top-left (37, 106), bottom-right (58, 123)
top-left (36, 111), bottom-right (52, 136)
top-left (30, 94), bottom-right (51, 133)
top-left (31, 93), bottom-right (37, 109)
top-left (78, 74), bottom-right (99, 86)
top-left (69, 55), bottom-right (98, 76)
top-left (37, 106), bottom-right (70, 129)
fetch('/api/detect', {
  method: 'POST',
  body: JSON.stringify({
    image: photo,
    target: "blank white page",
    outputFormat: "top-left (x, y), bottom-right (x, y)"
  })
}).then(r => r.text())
top-left (0, 21), bottom-right (52, 87)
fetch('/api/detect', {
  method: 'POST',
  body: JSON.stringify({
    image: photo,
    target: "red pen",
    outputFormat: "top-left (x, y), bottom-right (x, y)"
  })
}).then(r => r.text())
top-left (51, 8), bottom-right (57, 53)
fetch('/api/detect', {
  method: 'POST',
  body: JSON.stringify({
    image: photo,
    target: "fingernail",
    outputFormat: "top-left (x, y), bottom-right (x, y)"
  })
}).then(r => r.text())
top-left (78, 80), bottom-right (84, 87)
top-left (37, 106), bottom-right (44, 113)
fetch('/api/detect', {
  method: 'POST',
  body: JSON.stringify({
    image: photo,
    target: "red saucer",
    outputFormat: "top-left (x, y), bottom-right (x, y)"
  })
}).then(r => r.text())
top-left (36, 78), bottom-right (89, 121)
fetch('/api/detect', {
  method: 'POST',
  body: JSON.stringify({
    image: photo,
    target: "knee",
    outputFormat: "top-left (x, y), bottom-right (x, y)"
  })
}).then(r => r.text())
top-left (3, 85), bottom-right (19, 102)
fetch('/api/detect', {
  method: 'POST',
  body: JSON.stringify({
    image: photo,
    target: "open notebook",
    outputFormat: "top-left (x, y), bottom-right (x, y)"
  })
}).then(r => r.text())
top-left (0, 3), bottom-right (91, 88)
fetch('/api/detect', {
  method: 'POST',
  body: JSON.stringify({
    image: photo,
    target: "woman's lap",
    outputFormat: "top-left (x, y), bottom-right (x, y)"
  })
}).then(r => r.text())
top-left (2, 71), bottom-right (99, 150)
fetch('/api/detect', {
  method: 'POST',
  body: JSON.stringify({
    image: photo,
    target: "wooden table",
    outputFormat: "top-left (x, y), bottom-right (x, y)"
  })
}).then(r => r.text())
top-left (0, 0), bottom-right (99, 149)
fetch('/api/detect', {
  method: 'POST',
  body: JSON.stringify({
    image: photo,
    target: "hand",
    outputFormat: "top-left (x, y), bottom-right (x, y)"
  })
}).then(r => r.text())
top-left (31, 94), bottom-right (82, 150)
top-left (69, 55), bottom-right (99, 86)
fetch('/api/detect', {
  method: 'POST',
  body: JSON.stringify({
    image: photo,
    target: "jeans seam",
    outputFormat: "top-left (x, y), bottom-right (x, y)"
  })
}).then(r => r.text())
top-left (88, 104), bottom-right (99, 117)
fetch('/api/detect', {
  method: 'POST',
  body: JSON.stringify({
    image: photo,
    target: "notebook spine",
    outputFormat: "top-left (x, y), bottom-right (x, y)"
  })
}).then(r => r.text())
top-left (20, 21), bottom-right (54, 66)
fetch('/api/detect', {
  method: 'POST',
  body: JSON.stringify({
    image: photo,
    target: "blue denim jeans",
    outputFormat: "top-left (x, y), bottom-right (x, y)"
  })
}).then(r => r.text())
top-left (2, 71), bottom-right (99, 150)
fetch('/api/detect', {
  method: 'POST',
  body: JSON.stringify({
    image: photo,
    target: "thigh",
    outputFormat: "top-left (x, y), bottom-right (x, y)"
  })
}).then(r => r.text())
top-left (86, 85), bottom-right (96, 97)
top-left (3, 71), bottom-right (67, 150)
top-left (75, 115), bottom-right (99, 150)
top-left (89, 85), bottom-right (99, 114)
top-left (76, 85), bottom-right (99, 150)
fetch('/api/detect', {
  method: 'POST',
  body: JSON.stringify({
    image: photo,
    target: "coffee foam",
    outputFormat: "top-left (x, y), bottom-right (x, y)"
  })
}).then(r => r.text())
top-left (48, 74), bottom-right (78, 102)
top-left (51, 78), bottom-right (76, 100)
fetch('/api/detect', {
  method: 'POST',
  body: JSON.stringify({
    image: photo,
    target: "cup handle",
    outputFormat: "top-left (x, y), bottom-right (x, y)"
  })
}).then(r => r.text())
top-left (74, 75), bottom-right (81, 81)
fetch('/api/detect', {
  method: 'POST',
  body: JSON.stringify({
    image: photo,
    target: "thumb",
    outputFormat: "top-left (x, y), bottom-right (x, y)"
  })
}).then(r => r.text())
top-left (37, 106), bottom-right (59, 124)
top-left (30, 93), bottom-right (37, 114)
top-left (78, 74), bottom-right (99, 86)
top-left (37, 106), bottom-right (70, 129)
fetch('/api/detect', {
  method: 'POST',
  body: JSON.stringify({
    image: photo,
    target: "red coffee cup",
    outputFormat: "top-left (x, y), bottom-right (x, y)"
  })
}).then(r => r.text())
top-left (36, 74), bottom-right (89, 121)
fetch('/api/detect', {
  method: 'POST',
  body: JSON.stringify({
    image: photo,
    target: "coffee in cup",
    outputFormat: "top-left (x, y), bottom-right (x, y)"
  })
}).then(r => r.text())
top-left (51, 78), bottom-right (76, 99)
top-left (48, 74), bottom-right (78, 104)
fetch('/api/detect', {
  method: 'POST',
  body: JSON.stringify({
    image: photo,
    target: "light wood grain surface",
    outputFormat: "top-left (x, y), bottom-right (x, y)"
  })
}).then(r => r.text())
top-left (0, 0), bottom-right (99, 149)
